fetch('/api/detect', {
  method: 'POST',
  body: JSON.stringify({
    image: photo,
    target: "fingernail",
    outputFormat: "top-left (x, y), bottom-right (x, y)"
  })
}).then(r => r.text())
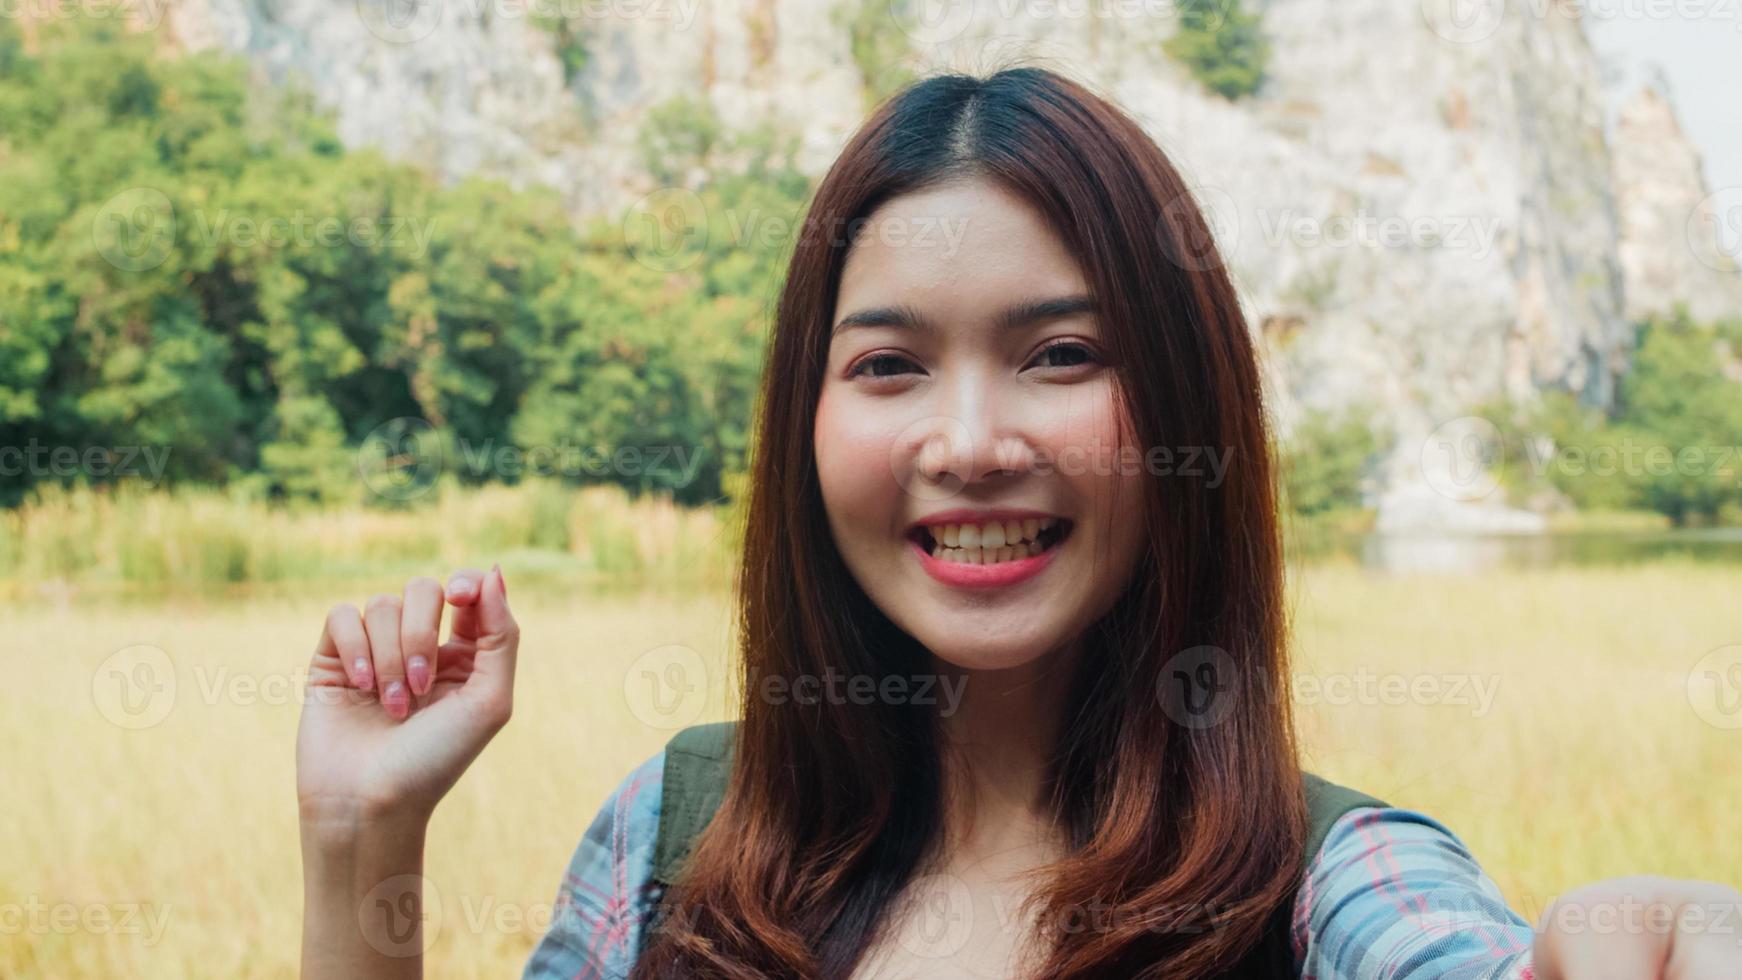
top-left (493, 563), bottom-right (506, 598)
top-left (354, 658), bottom-right (374, 692)
top-left (383, 680), bottom-right (409, 720)
top-left (448, 575), bottom-right (475, 598)
top-left (407, 656), bottom-right (431, 695)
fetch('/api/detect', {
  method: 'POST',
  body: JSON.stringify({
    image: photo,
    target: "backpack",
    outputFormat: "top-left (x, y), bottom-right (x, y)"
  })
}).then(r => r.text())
top-left (645, 720), bottom-right (1385, 976)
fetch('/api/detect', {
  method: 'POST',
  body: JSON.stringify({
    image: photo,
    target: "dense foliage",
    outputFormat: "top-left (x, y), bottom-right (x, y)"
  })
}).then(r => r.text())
top-left (0, 21), bottom-right (808, 507)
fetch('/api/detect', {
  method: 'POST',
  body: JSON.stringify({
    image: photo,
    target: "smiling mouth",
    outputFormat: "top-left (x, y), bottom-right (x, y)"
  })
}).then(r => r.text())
top-left (908, 517), bottom-right (1074, 565)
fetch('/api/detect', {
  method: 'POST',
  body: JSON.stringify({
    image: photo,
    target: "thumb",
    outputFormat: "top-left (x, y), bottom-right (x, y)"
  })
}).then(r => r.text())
top-left (465, 564), bottom-right (518, 707)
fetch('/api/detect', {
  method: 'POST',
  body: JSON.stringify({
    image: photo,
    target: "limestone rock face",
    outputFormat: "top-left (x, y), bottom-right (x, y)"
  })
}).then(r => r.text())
top-left (153, 0), bottom-right (1742, 526)
top-left (1611, 87), bottom-right (1742, 326)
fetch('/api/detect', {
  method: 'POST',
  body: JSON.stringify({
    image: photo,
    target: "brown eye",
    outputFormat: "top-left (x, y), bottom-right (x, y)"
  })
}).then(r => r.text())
top-left (1029, 342), bottom-right (1097, 370)
top-left (850, 353), bottom-right (920, 378)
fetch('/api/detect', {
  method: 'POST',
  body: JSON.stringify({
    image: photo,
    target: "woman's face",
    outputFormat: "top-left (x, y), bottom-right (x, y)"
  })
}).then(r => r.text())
top-left (815, 176), bottom-right (1147, 672)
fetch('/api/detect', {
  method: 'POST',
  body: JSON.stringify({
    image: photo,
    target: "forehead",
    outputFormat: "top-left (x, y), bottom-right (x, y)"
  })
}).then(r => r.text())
top-left (834, 177), bottom-right (1086, 319)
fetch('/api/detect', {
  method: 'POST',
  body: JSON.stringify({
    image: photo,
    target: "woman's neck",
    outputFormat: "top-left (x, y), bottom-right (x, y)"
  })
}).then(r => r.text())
top-left (930, 639), bottom-right (1083, 857)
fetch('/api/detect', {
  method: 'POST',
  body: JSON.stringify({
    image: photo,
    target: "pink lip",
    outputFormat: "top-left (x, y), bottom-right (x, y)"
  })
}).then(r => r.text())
top-left (909, 533), bottom-right (1063, 590)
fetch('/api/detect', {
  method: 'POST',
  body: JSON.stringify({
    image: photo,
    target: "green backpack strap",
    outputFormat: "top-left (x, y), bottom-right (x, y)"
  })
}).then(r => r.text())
top-left (652, 720), bottom-right (739, 889)
top-left (1301, 771), bottom-right (1388, 862)
top-left (649, 720), bottom-right (1386, 888)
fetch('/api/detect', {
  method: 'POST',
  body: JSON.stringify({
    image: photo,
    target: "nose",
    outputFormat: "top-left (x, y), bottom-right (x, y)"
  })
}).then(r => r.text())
top-left (903, 379), bottom-right (1037, 498)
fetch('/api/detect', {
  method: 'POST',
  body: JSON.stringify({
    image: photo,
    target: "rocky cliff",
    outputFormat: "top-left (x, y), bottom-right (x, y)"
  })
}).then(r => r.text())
top-left (152, 0), bottom-right (1741, 522)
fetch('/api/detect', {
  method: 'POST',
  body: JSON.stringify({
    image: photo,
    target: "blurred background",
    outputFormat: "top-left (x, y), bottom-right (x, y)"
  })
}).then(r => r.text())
top-left (2, 0), bottom-right (1740, 975)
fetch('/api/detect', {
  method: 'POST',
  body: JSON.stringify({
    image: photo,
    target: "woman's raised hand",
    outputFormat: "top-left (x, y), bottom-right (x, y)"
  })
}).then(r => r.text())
top-left (296, 566), bottom-right (518, 828)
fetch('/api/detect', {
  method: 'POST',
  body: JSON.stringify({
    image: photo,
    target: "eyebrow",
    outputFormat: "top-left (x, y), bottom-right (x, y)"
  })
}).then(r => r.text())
top-left (831, 294), bottom-right (1096, 335)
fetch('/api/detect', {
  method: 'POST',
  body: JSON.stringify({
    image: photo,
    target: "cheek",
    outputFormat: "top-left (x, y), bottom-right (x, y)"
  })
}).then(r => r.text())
top-left (813, 388), bottom-right (902, 534)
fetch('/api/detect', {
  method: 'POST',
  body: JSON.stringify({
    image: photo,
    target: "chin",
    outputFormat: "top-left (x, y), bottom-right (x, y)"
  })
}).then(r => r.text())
top-left (911, 630), bottom-right (1059, 674)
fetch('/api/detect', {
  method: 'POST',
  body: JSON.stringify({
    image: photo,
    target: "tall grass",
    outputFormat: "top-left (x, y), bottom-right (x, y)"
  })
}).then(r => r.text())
top-left (2, 564), bottom-right (1737, 976)
top-left (0, 480), bottom-right (737, 595)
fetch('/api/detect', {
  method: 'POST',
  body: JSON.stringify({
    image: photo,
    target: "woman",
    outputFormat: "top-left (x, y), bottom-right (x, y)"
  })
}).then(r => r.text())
top-left (297, 67), bottom-right (1741, 978)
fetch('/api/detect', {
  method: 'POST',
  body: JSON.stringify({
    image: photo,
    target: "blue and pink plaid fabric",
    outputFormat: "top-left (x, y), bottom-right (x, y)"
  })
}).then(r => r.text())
top-left (522, 752), bottom-right (1538, 979)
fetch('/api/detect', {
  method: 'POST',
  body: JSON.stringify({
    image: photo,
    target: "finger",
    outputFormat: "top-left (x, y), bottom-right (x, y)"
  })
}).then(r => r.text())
top-left (363, 593), bottom-right (410, 720)
top-left (318, 603), bottom-right (373, 691)
top-left (401, 577), bottom-right (444, 697)
top-left (462, 564), bottom-right (517, 726)
top-left (446, 568), bottom-right (486, 642)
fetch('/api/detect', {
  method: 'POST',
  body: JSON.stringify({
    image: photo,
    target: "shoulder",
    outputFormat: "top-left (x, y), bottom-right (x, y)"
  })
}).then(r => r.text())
top-left (1292, 803), bottom-right (1537, 979)
top-left (522, 749), bottom-right (666, 980)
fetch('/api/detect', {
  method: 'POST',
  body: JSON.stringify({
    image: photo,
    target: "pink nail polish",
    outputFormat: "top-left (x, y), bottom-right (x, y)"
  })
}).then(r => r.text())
top-left (354, 658), bottom-right (374, 691)
top-left (494, 563), bottom-right (506, 598)
top-left (407, 656), bottom-right (430, 695)
top-left (384, 680), bottom-right (409, 719)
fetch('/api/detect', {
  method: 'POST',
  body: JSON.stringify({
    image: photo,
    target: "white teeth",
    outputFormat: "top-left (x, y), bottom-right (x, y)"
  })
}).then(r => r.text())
top-left (922, 517), bottom-right (1069, 565)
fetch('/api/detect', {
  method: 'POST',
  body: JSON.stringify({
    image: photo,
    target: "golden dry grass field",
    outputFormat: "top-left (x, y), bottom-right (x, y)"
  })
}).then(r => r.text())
top-left (3, 561), bottom-right (1739, 977)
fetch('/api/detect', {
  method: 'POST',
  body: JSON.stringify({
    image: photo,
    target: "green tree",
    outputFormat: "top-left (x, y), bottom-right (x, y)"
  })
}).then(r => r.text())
top-left (1163, 0), bottom-right (1270, 101)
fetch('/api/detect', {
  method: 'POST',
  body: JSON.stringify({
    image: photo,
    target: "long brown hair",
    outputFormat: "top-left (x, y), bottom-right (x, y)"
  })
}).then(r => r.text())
top-left (632, 65), bottom-right (1305, 980)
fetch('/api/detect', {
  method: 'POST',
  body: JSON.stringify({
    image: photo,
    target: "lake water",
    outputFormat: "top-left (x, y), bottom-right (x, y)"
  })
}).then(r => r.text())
top-left (1310, 527), bottom-right (1742, 573)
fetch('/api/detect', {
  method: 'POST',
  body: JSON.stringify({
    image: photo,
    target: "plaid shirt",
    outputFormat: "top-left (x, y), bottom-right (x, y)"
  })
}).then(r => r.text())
top-left (523, 752), bottom-right (1538, 979)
